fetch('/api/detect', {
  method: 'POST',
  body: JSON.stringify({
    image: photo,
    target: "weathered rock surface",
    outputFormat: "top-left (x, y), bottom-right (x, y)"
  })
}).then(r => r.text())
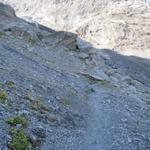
top-left (0, 0), bottom-right (150, 57)
top-left (0, 3), bottom-right (15, 18)
top-left (0, 3), bottom-right (150, 150)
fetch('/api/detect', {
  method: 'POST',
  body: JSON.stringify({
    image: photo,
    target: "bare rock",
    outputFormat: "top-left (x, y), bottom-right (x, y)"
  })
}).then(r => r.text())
top-left (0, 3), bottom-right (16, 18)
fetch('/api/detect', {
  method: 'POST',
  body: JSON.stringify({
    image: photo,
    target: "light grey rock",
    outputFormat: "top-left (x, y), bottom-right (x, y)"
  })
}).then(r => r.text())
top-left (0, 0), bottom-right (149, 57)
top-left (81, 67), bottom-right (109, 81)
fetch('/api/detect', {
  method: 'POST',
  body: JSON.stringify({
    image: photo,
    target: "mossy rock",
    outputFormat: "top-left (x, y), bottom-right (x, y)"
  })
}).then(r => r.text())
top-left (10, 129), bottom-right (30, 150)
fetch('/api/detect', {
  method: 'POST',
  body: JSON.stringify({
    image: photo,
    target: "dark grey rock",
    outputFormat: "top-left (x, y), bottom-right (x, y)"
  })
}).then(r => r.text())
top-left (0, 3), bottom-right (16, 18)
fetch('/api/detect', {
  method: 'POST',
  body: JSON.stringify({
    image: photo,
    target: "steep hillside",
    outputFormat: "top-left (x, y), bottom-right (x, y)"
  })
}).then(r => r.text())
top-left (0, 3), bottom-right (150, 150)
top-left (0, 0), bottom-right (150, 57)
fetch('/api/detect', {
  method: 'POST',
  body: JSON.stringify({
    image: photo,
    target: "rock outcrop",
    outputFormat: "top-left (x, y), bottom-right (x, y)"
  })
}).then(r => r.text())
top-left (0, 0), bottom-right (150, 57)
top-left (0, 3), bottom-right (15, 18)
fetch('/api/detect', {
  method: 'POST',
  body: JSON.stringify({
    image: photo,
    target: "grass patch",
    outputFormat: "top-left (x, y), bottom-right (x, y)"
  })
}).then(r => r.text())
top-left (30, 100), bottom-right (49, 113)
top-left (0, 91), bottom-right (7, 103)
top-left (0, 31), bottom-right (5, 38)
top-left (10, 129), bottom-right (30, 150)
top-left (5, 80), bottom-right (15, 87)
top-left (28, 38), bottom-right (38, 45)
top-left (61, 98), bottom-right (70, 106)
top-left (6, 116), bottom-right (27, 127)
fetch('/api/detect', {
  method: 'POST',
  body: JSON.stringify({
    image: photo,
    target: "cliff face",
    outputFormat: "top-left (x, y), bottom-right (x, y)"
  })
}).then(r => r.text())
top-left (0, 2), bottom-right (150, 150)
top-left (0, 0), bottom-right (150, 57)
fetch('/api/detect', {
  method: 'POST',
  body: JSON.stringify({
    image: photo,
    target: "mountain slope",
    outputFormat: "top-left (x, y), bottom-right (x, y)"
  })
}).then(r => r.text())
top-left (0, 3), bottom-right (150, 150)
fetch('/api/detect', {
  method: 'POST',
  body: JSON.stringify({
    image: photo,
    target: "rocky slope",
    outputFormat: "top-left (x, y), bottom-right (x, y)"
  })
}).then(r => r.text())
top-left (0, 0), bottom-right (150, 57)
top-left (0, 3), bottom-right (150, 150)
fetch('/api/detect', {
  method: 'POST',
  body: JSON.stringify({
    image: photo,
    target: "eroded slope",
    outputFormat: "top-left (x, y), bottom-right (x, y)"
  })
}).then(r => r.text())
top-left (0, 3), bottom-right (150, 150)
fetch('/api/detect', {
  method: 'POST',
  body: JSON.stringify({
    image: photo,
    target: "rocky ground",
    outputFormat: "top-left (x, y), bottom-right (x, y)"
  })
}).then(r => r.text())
top-left (0, 3), bottom-right (150, 150)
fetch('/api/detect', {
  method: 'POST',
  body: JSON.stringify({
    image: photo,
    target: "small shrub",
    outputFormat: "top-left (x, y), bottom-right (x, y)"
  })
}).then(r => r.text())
top-left (6, 80), bottom-right (15, 87)
top-left (6, 116), bottom-right (27, 127)
top-left (31, 100), bottom-right (49, 113)
top-left (0, 91), bottom-right (7, 103)
top-left (10, 129), bottom-right (30, 150)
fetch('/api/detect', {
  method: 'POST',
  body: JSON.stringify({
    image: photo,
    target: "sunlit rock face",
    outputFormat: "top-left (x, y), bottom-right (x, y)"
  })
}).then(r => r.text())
top-left (0, 0), bottom-right (150, 57)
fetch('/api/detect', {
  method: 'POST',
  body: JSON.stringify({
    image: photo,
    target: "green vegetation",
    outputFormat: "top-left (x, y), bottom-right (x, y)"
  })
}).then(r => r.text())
top-left (0, 31), bottom-right (4, 38)
top-left (0, 82), bottom-right (3, 88)
top-left (30, 100), bottom-right (49, 113)
top-left (10, 129), bottom-right (29, 150)
top-left (28, 38), bottom-right (38, 45)
top-left (62, 98), bottom-right (70, 106)
top-left (0, 91), bottom-right (7, 103)
top-left (6, 116), bottom-right (27, 127)
top-left (7, 116), bottom-right (29, 149)
top-left (6, 80), bottom-right (15, 87)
